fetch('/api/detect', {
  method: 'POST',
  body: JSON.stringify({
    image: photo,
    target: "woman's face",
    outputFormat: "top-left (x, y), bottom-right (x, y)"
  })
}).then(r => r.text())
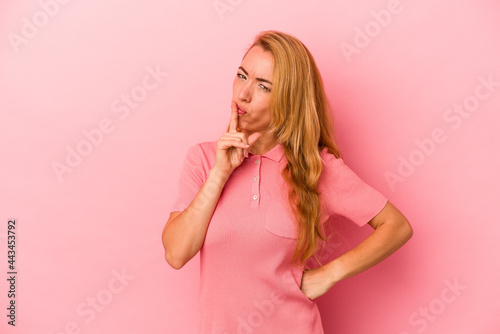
top-left (232, 45), bottom-right (274, 135)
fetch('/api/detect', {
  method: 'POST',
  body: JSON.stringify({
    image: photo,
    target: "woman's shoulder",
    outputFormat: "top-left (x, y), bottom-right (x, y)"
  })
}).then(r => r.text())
top-left (182, 139), bottom-right (218, 168)
top-left (319, 146), bottom-right (343, 165)
top-left (318, 147), bottom-right (356, 181)
top-left (185, 139), bottom-right (217, 155)
top-left (196, 139), bottom-right (218, 153)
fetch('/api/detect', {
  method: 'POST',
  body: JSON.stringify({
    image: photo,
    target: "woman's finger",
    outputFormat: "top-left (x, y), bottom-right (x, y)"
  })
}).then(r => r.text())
top-left (238, 129), bottom-right (250, 157)
top-left (228, 101), bottom-right (239, 133)
top-left (247, 132), bottom-right (262, 147)
top-left (222, 132), bottom-right (250, 158)
top-left (221, 137), bottom-right (249, 162)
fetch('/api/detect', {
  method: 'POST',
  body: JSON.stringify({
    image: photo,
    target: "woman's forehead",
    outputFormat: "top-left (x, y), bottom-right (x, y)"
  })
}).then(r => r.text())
top-left (241, 46), bottom-right (274, 79)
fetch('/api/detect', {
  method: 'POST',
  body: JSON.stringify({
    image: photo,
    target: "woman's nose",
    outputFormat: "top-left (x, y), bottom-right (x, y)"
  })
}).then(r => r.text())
top-left (238, 82), bottom-right (252, 102)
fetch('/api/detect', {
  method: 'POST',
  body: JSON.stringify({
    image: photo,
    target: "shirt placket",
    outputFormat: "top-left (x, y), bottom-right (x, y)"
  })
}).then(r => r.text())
top-left (251, 156), bottom-right (261, 208)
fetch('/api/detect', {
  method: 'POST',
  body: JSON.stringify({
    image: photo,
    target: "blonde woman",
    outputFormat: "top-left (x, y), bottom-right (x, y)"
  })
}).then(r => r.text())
top-left (162, 30), bottom-right (413, 333)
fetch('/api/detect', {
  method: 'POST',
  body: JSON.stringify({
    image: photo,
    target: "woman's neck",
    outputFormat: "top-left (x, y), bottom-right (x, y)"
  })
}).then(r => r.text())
top-left (249, 131), bottom-right (279, 156)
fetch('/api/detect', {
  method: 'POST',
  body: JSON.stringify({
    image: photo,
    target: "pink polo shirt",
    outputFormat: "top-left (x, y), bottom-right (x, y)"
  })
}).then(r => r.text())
top-left (170, 140), bottom-right (387, 333)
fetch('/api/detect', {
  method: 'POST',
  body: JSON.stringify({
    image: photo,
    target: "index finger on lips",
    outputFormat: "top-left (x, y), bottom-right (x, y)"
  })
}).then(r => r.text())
top-left (229, 101), bottom-right (239, 133)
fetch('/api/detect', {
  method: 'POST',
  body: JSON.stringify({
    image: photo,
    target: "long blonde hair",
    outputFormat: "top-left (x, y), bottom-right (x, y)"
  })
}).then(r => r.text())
top-left (247, 31), bottom-right (343, 268)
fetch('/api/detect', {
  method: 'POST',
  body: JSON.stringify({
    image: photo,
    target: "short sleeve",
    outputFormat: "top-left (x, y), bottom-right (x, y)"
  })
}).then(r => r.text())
top-left (319, 152), bottom-right (388, 227)
top-left (170, 144), bottom-right (206, 213)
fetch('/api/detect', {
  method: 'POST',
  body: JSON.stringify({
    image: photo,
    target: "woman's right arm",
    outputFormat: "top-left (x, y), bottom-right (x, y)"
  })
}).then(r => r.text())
top-left (162, 101), bottom-right (261, 269)
top-left (161, 166), bottom-right (230, 269)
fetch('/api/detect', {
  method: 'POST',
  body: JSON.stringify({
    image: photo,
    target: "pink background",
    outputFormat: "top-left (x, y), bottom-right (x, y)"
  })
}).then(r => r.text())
top-left (1, 1), bottom-right (499, 333)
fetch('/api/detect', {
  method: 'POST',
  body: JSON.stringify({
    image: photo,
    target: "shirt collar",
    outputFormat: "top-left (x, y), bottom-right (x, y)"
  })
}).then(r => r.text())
top-left (249, 142), bottom-right (284, 162)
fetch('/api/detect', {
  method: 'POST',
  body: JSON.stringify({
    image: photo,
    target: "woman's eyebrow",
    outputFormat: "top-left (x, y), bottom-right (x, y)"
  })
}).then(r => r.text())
top-left (238, 66), bottom-right (273, 85)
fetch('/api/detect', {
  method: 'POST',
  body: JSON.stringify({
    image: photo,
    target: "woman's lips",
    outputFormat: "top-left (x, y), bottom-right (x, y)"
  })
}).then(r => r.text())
top-left (237, 105), bottom-right (247, 115)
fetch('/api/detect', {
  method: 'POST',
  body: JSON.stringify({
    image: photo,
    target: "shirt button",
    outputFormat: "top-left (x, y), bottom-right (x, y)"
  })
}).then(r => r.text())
top-left (253, 176), bottom-right (259, 181)
top-left (253, 195), bottom-right (258, 200)
top-left (255, 159), bottom-right (260, 164)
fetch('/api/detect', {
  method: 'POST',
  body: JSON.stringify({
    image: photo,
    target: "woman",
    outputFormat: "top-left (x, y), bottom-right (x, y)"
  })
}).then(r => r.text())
top-left (162, 30), bottom-right (413, 333)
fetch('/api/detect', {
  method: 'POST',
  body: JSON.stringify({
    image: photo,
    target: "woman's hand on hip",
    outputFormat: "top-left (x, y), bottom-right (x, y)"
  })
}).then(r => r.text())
top-left (300, 265), bottom-right (335, 301)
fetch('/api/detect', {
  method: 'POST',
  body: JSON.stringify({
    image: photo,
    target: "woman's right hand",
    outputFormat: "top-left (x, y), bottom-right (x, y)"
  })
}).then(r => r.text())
top-left (214, 101), bottom-right (261, 177)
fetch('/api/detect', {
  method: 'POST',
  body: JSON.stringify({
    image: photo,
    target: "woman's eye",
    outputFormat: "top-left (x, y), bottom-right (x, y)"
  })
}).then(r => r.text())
top-left (237, 73), bottom-right (246, 80)
top-left (260, 84), bottom-right (271, 92)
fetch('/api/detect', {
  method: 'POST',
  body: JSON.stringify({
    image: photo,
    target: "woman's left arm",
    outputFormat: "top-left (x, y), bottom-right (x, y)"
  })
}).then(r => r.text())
top-left (300, 200), bottom-right (413, 300)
